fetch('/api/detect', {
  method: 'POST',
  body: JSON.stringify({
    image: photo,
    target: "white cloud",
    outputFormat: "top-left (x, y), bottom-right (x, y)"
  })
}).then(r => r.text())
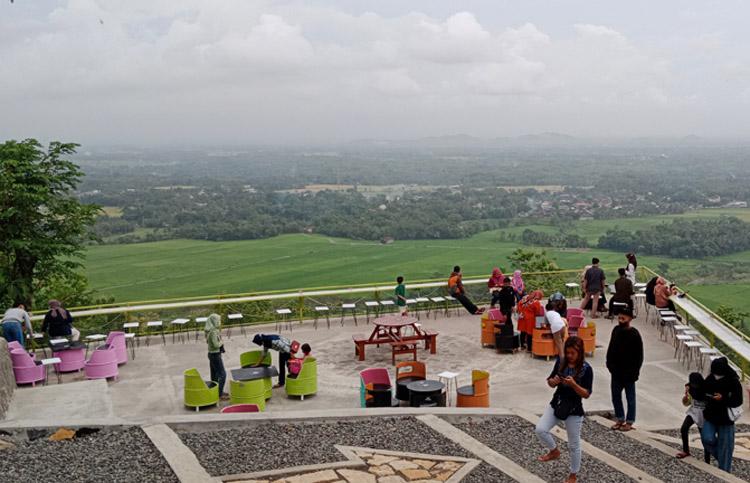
top-left (0, 1), bottom-right (748, 143)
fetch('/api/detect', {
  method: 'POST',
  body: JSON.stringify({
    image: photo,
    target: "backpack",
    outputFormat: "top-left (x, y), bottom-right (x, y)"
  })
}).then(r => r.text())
top-left (287, 358), bottom-right (303, 376)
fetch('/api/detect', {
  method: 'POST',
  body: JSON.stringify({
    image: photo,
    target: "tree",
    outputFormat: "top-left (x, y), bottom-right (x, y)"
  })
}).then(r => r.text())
top-left (507, 248), bottom-right (565, 293)
top-left (0, 139), bottom-right (100, 309)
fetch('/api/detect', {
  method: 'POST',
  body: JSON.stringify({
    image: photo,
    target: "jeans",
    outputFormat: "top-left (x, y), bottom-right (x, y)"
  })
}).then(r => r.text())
top-left (1, 321), bottom-right (25, 347)
top-left (535, 405), bottom-right (583, 474)
top-left (702, 420), bottom-right (735, 472)
top-left (208, 352), bottom-right (226, 395)
top-left (611, 378), bottom-right (636, 423)
top-left (455, 293), bottom-right (478, 314)
top-left (278, 351), bottom-right (291, 386)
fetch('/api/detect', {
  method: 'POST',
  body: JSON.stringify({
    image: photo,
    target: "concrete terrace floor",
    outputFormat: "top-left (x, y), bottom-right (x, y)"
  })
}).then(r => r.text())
top-left (3, 305), bottom-right (745, 429)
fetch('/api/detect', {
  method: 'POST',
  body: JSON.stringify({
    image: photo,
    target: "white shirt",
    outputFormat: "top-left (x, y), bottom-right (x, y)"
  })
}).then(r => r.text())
top-left (625, 263), bottom-right (636, 285)
top-left (546, 310), bottom-right (565, 335)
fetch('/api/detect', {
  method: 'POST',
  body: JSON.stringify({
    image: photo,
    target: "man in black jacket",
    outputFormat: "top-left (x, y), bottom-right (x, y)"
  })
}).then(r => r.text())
top-left (606, 307), bottom-right (643, 431)
top-left (701, 357), bottom-right (744, 473)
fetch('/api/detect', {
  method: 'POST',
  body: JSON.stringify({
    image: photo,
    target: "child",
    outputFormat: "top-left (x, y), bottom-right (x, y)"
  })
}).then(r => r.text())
top-left (676, 372), bottom-right (706, 459)
top-left (300, 343), bottom-right (312, 359)
top-left (395, 276), bottom-right (408, 315)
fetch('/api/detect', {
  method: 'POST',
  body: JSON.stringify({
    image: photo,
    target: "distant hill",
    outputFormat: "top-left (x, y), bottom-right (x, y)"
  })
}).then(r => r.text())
top-left (350, 132), bottom-right (578, 148)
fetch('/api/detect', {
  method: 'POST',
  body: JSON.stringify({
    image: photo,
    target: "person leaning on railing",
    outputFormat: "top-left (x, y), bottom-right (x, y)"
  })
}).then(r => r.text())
top-left (1, 303), bottom-right (33, 348)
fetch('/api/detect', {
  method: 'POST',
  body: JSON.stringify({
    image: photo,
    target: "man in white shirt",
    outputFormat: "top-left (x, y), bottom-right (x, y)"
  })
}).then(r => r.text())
top-left (545, 303), bottom-right (567, 360)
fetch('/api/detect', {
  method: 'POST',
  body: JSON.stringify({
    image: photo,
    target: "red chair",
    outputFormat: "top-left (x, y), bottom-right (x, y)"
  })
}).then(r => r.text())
top-left (220, 403), bottom-right (260, 413)
top-left (359, 368), bottom-right (392, 407)
top-left (10, 349), bottom-right (46, 387)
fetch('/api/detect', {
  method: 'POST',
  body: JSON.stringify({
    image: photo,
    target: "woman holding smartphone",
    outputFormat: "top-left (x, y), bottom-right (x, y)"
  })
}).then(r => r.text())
top-left (535, 336), bottom-right (593, 483)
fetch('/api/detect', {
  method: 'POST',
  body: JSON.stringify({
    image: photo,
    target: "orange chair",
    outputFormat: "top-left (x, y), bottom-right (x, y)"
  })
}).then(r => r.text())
top-left (395, 361), bottom-right (426, 401)
top-left (578, 324), bottom-right (596, 356)
top-left (480, 309), bottom-right (504, 347)
top-left (456, 370), bottom-right (489, 408)
top-left (531, 328), bottom-right (558, 361)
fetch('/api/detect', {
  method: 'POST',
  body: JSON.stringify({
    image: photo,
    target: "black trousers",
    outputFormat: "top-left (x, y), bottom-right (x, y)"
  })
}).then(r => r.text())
top-left (278, 351), bottom-right (291, 386)
top-left (455, 293), bottom-right (478, 314)
top-left (208, 352), bottom-right (226, 395)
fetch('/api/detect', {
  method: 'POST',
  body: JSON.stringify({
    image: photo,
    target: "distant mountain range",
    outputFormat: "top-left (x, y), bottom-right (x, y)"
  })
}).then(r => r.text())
top-left (349, 132), bottom-right (726, 148)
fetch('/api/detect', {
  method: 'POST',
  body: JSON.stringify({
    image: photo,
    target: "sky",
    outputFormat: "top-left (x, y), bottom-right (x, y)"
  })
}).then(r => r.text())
top-left (1, 0), bottom-right (750, 145)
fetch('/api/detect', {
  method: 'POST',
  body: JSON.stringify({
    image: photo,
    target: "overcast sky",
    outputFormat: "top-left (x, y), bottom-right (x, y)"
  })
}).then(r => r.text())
top-left (2, 0), bottom-right (750, 145)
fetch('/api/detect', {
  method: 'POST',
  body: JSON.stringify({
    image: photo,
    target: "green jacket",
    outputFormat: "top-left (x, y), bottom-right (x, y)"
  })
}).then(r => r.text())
top-left (205, 313), bottom-right (222, 353)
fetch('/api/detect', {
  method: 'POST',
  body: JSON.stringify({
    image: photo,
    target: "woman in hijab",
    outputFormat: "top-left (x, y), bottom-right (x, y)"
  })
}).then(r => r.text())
top-left (205, 313), bottom-right (228, 400)
top-left (41, 300), bottom-right (79, 341)
top-left (511, 270), bottom-right (526, 302)
top-left (488, 268), bottom-right (504, 308)
top-left (654, 278), bottom-right (677, 311)
top-left (701, 357), bottom-right (743, 473)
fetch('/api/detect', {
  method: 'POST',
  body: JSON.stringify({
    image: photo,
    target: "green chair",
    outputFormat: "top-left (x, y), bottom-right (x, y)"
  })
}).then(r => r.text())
top-left (239, 350), bottom-right (271, 368)
top-left (240, 351), bottom-right (273, 399)
top-left (183, 368), bottom-right (219, 412)
top-left (229, 379), bottom-right (266, 411)
top-left (285, 357), bottom-right (317, 400)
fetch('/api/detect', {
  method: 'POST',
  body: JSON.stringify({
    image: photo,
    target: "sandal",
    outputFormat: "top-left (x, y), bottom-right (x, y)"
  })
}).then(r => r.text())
top-left (675, 451), bottom-right (690, 459)
top-left (610, 422), bottom-right (623, 430)
top-left (619, 423), bottom-right (633, 432)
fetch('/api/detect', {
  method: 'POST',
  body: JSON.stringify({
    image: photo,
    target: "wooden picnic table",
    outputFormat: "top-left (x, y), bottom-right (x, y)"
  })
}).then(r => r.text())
top-left (353, 315), bottom-right (438, 362)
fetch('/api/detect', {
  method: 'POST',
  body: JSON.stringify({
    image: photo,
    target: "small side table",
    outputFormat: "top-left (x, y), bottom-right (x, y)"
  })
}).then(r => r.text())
top-left (437, 371), bottom-right (459, 407)
top-left (41, 357), bottom-right (62, 384)
top-left (84, 334), bottom-right (106, 357)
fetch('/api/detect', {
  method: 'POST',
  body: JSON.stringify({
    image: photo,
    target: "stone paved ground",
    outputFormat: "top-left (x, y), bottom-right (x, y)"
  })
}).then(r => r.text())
top-left (178, 416), bottom-right (513, 482)
top-left (0, 427), bottom-right (178, 483)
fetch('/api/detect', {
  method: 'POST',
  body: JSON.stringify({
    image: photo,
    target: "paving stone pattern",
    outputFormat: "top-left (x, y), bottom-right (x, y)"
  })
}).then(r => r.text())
top-left (0, 427), bottom-right (178, 483)
top-left (580, 420), bottom-right (724, 483)
top-left (236, 450), bottom-right (470, 483)
top-left (179, 416), bottom-right (513, 482)
top-left (454, 416), bottom-right (635, 482)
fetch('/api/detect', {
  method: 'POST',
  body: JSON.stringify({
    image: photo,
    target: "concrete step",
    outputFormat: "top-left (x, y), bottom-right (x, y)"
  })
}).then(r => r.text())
top-left (586, 415), bottom-right (740, 483)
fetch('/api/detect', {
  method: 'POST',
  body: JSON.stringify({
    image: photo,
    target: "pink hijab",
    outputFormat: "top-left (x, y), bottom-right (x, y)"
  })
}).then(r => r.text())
top-left (489, 267), bottom-right (504, 287)
top-left (511, 270), bottom-right (525, 293)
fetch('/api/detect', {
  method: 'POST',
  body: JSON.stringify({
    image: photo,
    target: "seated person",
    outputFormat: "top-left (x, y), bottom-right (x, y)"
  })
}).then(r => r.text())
top-left (608, 268), bottom-right (634, 318)
top-left (654, 278), bottom-right (678, 311)
top-left (42, 300), bottom-right (80, 341)
top-left (287, 343), bottom-right (313, 378)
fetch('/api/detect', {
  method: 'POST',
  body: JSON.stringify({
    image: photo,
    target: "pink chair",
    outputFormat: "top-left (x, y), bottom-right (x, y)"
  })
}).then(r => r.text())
top-left (566, 308), bottom-right (585, 319)
top-left (359, 368), bottom-right (392, 407)
top-left (10, 349), bottom-right (46, 387)
top-left (84, 345), bottom-right (119, 381)
top-left (7, 341), bottom-right (35, 361)
top-left (105, 331), bottom-right (128, 365)
top-left (54, 347), bottom-right (86, 373)
top-left (220, 404), bottom-right (260, 413)
top-left (567, 314), bottom-right (584, 336)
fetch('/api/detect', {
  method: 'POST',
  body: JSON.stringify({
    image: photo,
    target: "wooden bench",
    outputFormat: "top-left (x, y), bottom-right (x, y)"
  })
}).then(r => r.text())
top-left (423, 329), bottom-right (438, 354)
top-left (353, 334), bottom-right (368, 360)
top-left (389, 341), bottom-right (417, 365)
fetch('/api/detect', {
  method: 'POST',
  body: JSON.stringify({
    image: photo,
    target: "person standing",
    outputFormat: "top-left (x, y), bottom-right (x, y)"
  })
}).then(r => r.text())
top-left (496, 277), bottom-right (517, 322)
top-left (608, 268), bottom-right (634, 318)
top-left (488, 268), bottom-right (504, 308)
top-left (535, 336), bottom-right (593, 483)
top-left (701, 357), bottom-right (744, 473)
top-left (42, 300), bottom-right (80, 341)
top-left (1, 303), bottom-right (33, 347)
top-left (606, 307), bottom-right (643, 432)
top-left (580, 258), bottom-right (606, 316)
top-left (204, 313), bottom-right (228, 400)
top-left (252, 333), bottom-right (293, 387)
top-left (449, 266), bottom-right (484, 315)
top-left (517, 290), bottom-right (544, 351)
top-left (395, 276), bottom-right (408, 316)
top-left (625, 253), bottom-right (638, 285)
top-left (511, 270), bottom-right (526, 302)
top-left (676, 372), bottom-right (706, 459)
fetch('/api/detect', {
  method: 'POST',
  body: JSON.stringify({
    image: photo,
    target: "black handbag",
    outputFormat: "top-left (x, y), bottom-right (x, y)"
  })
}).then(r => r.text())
top-left (551, 391), bottom-right (577, 420)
